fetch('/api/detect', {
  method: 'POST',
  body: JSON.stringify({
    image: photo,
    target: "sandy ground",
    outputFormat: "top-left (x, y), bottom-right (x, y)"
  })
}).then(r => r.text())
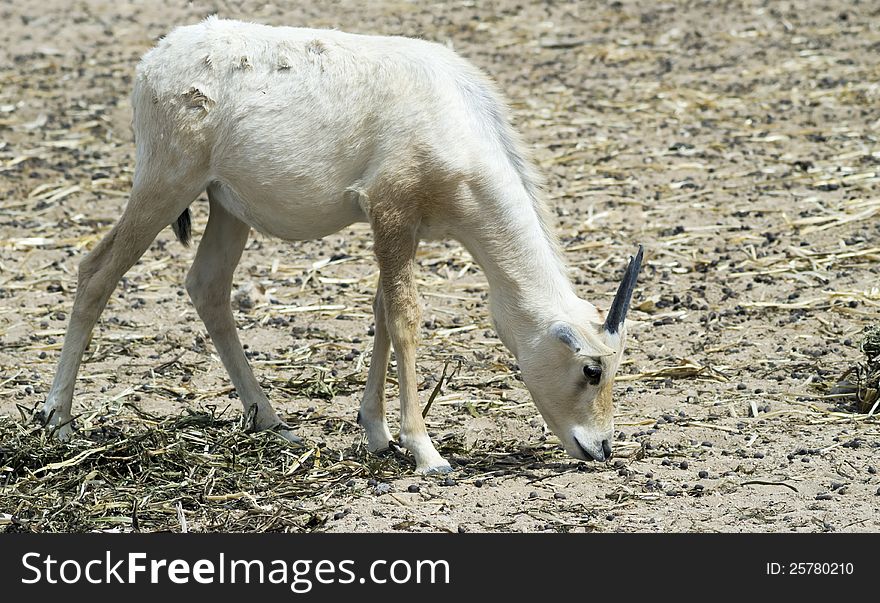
top-left (1, 0), bottom-right (879, 532)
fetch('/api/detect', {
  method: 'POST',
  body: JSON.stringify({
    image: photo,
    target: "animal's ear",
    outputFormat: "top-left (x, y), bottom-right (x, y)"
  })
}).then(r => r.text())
top-left (550, 322), bottom-right (586, 354)
top-left (551, 322), bottom-right (615, 357)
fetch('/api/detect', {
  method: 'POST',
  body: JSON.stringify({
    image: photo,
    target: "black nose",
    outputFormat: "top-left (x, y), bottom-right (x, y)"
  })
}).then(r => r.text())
top-left (601, 439), bottom-right (613, 460)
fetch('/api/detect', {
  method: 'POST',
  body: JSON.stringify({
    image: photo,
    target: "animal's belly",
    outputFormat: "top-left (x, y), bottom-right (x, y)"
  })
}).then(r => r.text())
top-left (211, 175), bottom-right (368, 241)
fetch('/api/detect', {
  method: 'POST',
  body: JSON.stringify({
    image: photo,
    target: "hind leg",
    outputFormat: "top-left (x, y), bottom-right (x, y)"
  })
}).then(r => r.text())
top-left (185, 185), bottom-right (299, 442)
top-left (38, 180), bottom-right (203, 439)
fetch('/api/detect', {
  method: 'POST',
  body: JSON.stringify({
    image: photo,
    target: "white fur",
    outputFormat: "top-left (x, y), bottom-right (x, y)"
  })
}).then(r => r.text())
top-left (39, 18), bottom-right (632, 472)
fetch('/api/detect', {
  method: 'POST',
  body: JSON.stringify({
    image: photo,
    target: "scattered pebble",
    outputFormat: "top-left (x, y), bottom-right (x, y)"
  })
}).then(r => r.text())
top-left (679, 461), bottom-right (689, 470)
top-left (553, 492), bottom-right (567, 500)
top-left (407, 484), bottom-right (420, 493)
top-left (816, 493), bottom-right (833, 501)
top-left (440, 476), bottom-right (456, 487)
top-left (698, 470), bottom-right (709, 479)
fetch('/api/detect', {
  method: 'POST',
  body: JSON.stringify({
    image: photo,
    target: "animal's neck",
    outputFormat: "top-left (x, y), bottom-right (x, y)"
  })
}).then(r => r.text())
top-left (454, 181), bottom-right (579, 356)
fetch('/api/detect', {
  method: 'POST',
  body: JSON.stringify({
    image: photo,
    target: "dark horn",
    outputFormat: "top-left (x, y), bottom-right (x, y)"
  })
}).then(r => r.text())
top-left (603, 245), bottom-right (644, 334)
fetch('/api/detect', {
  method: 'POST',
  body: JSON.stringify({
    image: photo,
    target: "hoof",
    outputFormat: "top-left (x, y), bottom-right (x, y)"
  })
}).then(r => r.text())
top-left (35, 406), bottom-right (74, 441)
top-left (274, 428), bottom-right (304, 445)
top-left (366, 439), bottom-right (394, 454)
top-left (416, 461), bottom-right (454, 475)
top-left (363, 424), bottom-right (394, 453)
top-left (262, 422), bottom-right (303, 445)
top-left (50, 422), bottom-right (75, 442)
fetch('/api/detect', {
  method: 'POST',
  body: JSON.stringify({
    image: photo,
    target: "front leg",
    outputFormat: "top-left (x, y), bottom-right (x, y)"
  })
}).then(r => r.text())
top-left (358, 287), bottom-right (394, 451)
top-left (372, 228), bottom-right (451, 474)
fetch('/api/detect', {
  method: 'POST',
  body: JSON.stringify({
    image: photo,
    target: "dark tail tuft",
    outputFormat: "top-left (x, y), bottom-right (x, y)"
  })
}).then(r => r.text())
top-left (171, 208), bottom-right (192, 247)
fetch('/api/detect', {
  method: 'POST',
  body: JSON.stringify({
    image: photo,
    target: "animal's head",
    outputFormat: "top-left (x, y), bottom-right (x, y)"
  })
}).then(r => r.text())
top-left (518, 246), bottom-right (643, 462)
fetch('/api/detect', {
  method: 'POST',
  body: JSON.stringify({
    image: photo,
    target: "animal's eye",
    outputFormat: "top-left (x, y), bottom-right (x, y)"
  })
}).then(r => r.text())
top-left (583, 365), bottom-right (602, 385)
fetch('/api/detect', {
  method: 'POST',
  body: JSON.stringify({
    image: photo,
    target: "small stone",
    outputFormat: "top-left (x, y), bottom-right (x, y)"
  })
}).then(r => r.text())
top-left (868, 466), bottom-right (876, 475)
top-left (407, 484), bottom-right (420, 493)
top-left (367, 478), bottom-right (377, 486)
top-left (553, 492), bottom-right (567, 500)
top-left (753, 451), bottom-right (765, 459)
top-left (529, 491), bottom-right (539, 499)
top-left (830, 481), bottom-right (844, 490)
top-left (373, 483), bottom-right (392, 495)
top-left (679, 461), bottom-right (689, 470)
top-left (457, 525), bottom-right (467, 533)
top-left (698, 470), bottom-right (709, 479)
top-left (440, 476), bottom-right (456, 487)
top-left (474, 479), bottom-right (484, 488)
top-left (816, 493), bottom-right (833, 501)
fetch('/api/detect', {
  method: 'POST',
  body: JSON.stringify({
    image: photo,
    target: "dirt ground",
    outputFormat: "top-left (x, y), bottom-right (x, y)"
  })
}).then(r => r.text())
top-left (2, 0), bottom-right (879, 533)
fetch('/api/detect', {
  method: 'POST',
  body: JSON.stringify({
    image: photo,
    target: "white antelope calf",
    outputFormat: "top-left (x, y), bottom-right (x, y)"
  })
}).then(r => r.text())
top-left (38, 17), bottom-right (643, 474)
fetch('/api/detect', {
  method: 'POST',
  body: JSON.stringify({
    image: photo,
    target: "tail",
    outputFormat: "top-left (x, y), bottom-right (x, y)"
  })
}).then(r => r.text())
top-left (171, 208), bottom-right (192, 247)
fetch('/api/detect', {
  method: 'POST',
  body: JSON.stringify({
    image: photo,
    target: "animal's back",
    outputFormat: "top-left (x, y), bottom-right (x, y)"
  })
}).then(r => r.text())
top-left (135, 17), bottom-right (484, 153)
top-left (131, 18), bottom-right (539, 241)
